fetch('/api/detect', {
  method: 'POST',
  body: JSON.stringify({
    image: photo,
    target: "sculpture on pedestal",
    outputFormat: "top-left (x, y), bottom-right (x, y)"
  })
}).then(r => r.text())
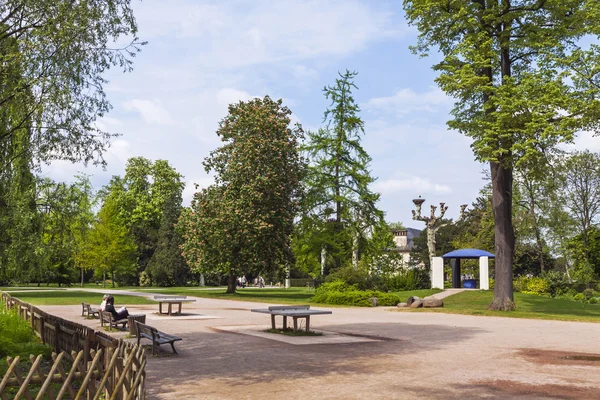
top-left (411, 196), bottom-right (468, 266)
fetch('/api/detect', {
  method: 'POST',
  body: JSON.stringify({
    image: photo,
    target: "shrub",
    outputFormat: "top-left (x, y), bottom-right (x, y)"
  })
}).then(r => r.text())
top-left (573, 293), bottom-right (585, 302)
top-left (583, 288), bottom-right (595, 301)
top-left (325, 266), bottom-right (386, 291)
top-left (0, 303), bottom-right (51, 358)
top-left (514, 276), bottom-right (550, 296)
top-left (312, 279), bottom-right (400, 307)
top-left (386, 268), bottom-right (430, 291)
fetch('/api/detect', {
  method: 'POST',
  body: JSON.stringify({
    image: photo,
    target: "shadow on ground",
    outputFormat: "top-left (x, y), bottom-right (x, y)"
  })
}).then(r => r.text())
top-left (144, 322), bottom-right (484, 397)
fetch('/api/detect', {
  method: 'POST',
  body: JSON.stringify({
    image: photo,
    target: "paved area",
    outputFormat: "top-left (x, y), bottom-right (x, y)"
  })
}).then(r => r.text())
top-left (38, 291), bottom-right (600, 400)
top-left (425, 288), bottom-right (467, 300)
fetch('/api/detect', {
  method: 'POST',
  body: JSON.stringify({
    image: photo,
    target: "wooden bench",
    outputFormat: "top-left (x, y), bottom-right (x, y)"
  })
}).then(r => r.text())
top-left (136, 321), bottom-right (182, 355)
top-left (251, 305), bottom-right (332, 332)
top-left (81, 302), bottom-right (99, 319)
top-left (99, 309), bottom-right (128, 330)
top-left (153, 295), bottom-right (196, 316)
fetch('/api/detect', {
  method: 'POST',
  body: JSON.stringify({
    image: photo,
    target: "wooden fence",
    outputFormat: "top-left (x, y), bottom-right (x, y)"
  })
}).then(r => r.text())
top-left (1, 292), bottom-right (146, 399)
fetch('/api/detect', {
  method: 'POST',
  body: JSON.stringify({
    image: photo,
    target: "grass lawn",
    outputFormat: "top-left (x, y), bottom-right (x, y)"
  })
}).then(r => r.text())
top-left (127, 287), bottom-right (442, 307)
top-left (395, 290), bottom-right (600, 323)
top-left (4, 290), bottom-right (156, 306)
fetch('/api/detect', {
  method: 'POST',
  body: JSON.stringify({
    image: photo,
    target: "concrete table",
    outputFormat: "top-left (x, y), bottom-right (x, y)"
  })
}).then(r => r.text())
top-left (153, 296), bottom-right (196, 316)
top-left (251, 305), bottom-right (332, 332)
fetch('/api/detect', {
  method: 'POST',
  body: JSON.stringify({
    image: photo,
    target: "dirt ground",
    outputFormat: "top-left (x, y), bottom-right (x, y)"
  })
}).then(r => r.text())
top-left (41, 293), bottom-right (600, 400)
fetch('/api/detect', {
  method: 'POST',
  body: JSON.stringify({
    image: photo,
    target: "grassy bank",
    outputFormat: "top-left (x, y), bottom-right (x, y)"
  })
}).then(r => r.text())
top-left (395, 290), bottom-right (600, 323)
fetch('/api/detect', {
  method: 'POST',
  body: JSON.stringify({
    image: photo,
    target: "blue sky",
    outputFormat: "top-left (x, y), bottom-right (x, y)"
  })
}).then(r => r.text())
top-left (43, 0), bottom-right (599, 227)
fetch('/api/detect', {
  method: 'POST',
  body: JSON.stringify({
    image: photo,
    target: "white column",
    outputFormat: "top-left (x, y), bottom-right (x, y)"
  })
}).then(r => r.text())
top-left (431, 257), bottom-right (444, 289)
top-left (479, 256), bottom-right (489, 290)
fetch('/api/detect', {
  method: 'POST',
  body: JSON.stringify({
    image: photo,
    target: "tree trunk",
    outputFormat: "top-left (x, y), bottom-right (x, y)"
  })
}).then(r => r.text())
top-left (320, 247), bottom-right (327, 276)
top-left (103, 269), bottom-right (106, 288)
top-left (426, 225), bottom-right (436, 267)
top-left (199, 273), bottom-right (205, 287)
top-left (81, 267), bottom-right (84, 287)
top-left (226, 270), bottom-right (236, 294)
top-left (111, 270), bottom-right (115, 288)
top-left (352, 232), bottom-right (359, 270)
top-left (488, 160), bottom-right (516, 311)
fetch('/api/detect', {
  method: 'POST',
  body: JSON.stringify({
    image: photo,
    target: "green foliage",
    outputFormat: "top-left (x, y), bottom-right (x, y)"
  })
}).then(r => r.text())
top-left (325, 265), bottom-right (384, 291)
top-left (0, 34), bottom-right (41, 285)
top-left (569, 227), bottom-right (600, 278)
top-left (312, 280), bottom-right (401, 307)
top-left (146, 195), bottom-right (190, 286)
top-left (298, 70), bottom-right (383, 274)
top-left (0, 0), bottom-right (144, 166)
top-left (106, 158), bottom-right (185, 285)
top-left (404, 0), bottom-right (600, 309)
top-left (386, 268), bottom-right (430, 291)
top-left (85, 194), bottom-right (137, 287)
top-left (179, 96), bottom-right (305, 293)
top-left (0, 303), bottom-right (51, 358)
top-left (514, 276), bottom-right (550, 296)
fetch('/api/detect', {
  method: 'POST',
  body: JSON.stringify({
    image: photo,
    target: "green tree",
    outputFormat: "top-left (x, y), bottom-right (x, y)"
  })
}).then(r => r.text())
top-left (301, 70), bottom-right (383, 274)
top-left (146, 194), bottom-right (190, 287)
top-left (567, 227), bottom-right (600, 285)
top-left (86, 194), bottom-right (137, 287)
top-left (0, 0), bottom-right (144, 166)
top-left (179, 96), bottom-right (305, 293)
top-left (37, 180), bottom-right (84, 286)
top-left (0, 33), bottom-right (40, 285)
top-left (107, 157), bottom-right (185, 284)
top-left (556, 151), bottom-right (600, 269)
top-left (71, 174), bottom-right (96, 287)
top-left (404, 0), bottom-right (600, 310)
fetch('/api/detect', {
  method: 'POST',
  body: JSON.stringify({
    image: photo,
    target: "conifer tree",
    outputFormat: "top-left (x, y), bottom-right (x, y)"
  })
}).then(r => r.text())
top-left (301, 70), bottom-right (383, 274)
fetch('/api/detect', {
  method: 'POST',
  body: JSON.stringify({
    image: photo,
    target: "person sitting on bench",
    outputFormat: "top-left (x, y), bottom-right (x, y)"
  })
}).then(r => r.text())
top-left (100, 294), bottom-right (109, 311)
top-left (104, 295), bottom-right (129, 320)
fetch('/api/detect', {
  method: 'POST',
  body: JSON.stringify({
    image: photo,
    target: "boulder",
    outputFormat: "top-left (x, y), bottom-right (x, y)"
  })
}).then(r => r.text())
top-left (396, 302), bottom-right (408, 308)
top-left (410, 300), bottom-right (423, 308)
top-left (369, 297), bottom-right (378, 307)
top-left (407, 296), bottom-right (421, 306)
top-left (423, 298), bottom-right (444, 308)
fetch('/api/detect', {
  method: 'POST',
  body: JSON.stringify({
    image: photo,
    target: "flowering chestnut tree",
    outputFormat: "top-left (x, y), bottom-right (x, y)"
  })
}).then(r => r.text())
top-left (178, 96), bottom-right (305, 293)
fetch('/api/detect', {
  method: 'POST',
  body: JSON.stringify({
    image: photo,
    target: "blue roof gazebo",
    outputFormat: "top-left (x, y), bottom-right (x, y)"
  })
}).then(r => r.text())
top-left (439, 249), bottom-right (495, 289)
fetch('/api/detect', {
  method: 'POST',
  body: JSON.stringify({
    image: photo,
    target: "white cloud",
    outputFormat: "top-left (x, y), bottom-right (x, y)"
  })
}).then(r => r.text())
top-left (134, 0), bottom-right (405, 69)
top-left (122, 99), bottom-right (173, 125)
top-left (182, 176), bottom-right (216, 205)
top-left (373, 177), bottom-right (452, 194)
top-left (216, 88), bottom-right (254, 106)
top-left (364, 87), bottom-right (453, 115)
top-left (565, 131), bottom-right (600, 152)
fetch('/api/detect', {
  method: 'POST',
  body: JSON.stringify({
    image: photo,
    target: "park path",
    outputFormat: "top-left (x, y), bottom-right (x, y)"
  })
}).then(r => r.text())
top-left (33, 287), bottom-right (600, 400)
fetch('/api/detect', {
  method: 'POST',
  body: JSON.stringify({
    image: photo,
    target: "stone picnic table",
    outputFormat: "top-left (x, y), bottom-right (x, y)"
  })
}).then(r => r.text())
top-left (251, 305), bottom-right (332, 332)
top-left (152, 295), bottom-right (196, 316)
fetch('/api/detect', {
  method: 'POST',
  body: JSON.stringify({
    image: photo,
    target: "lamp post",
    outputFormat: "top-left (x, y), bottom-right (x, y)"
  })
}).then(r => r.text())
top-left (411, 196), bottom-right (467, 266)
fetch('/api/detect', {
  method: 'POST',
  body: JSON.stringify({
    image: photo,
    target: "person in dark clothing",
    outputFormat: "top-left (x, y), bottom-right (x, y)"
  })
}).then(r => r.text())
top-left (104, 296), bottom-right (129, 320)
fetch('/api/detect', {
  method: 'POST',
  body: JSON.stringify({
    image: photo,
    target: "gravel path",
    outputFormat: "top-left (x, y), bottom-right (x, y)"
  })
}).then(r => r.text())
top-left (38, 290), bottom-right (600, 400)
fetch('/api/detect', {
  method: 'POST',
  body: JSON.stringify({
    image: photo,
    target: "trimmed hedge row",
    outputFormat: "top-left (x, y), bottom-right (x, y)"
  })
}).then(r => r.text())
top-left (312, 280), bottom-right (401, 307)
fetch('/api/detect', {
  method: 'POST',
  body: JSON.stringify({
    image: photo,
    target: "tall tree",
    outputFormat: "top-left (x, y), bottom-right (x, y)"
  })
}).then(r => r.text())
top-left (179, 96), bottom-right (305, 293)
top-left (107, 157), bottom-right (184, 284)
top-left (85, 194), bottom-right (137, 287)
top-left (146, 193), bottom-right (190, 287)
top-left (404, 0), bottom-right (600, 310)
top-left (0, 0), bottom-right (144, 166)
top-left (557, 151), bottom-right (600, 268)
top-left (301, 70), bottom-right (383, 273)
top-left (0, 33), bottom-right (40, 284)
